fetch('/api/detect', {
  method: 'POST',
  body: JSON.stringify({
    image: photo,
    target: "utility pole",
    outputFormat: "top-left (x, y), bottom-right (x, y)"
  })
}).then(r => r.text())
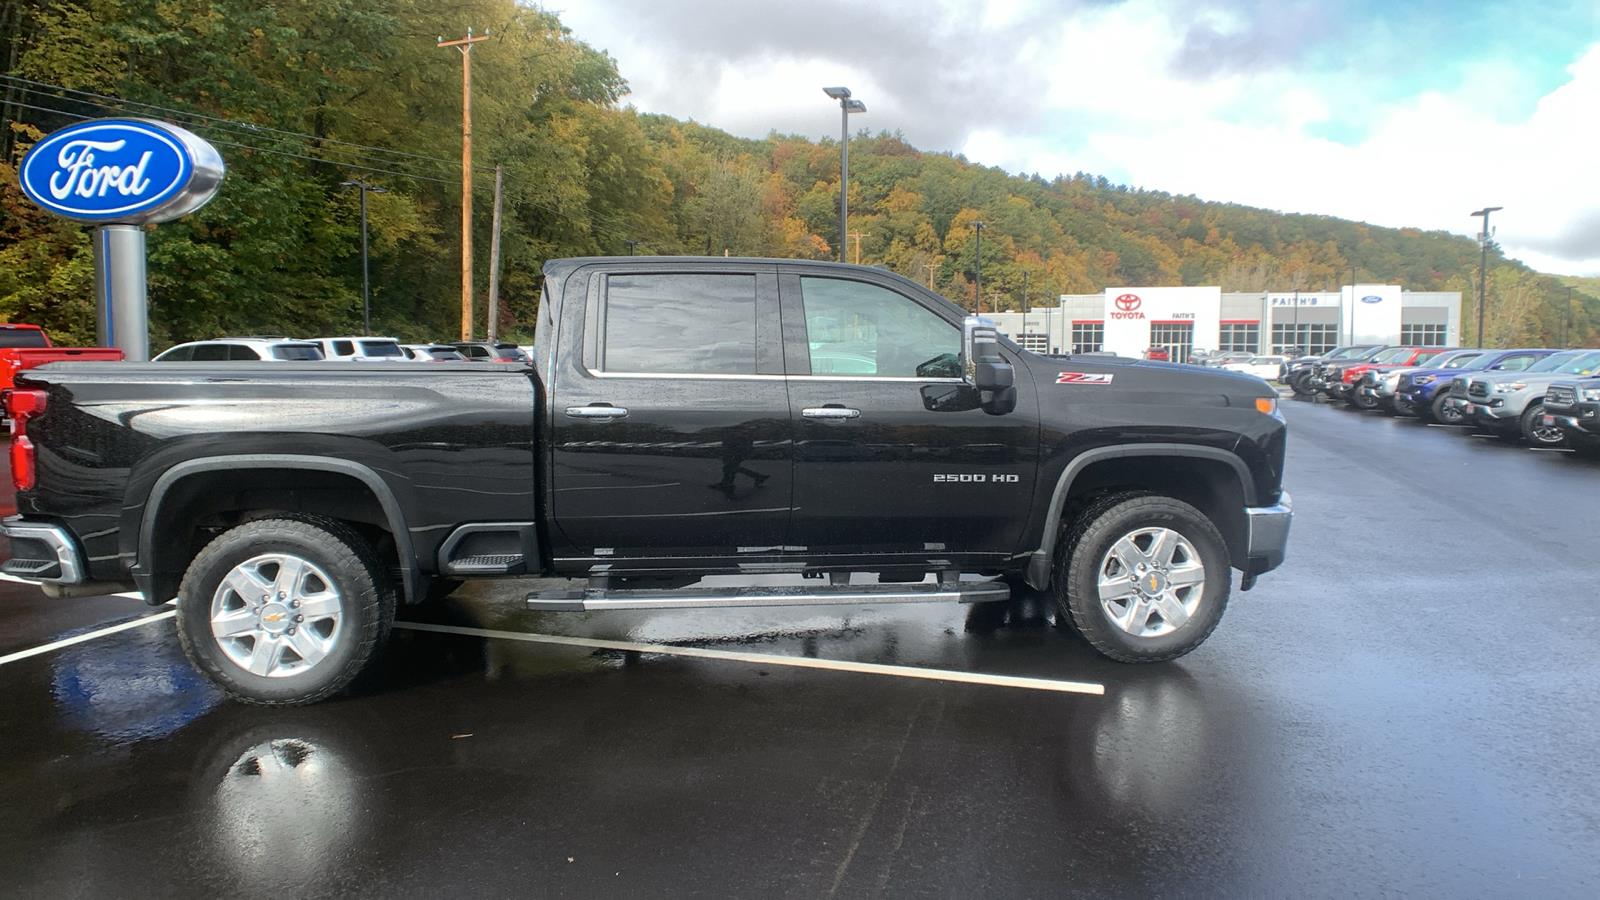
top-left (1470, 206), bottom-right (1502, 348)
top-left (1021, 269), bottom-right (1030, 316)
top-left (624, 239), bottom-right (640, 255)
top-left (1564, 285), bottom-right (1574, 347)
top-left (340, 180), bottom-right (387, 334)
top-left (973, 221), bottom-right (985, 313)
top-left (848, 231), bottom-right (863, 265)
top-left (486, 164), bottom-right (504, 343)
top-left (439, 27), bottom-right (492, 341)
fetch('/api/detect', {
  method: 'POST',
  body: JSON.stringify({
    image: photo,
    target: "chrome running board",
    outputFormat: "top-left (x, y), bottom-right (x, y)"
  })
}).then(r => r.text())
top-left (527, 580), bottom-right (1010, 612)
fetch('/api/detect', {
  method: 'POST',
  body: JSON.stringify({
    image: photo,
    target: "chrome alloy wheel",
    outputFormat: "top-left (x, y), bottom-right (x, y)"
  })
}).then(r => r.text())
top-left (210, 553), bottom-right (343, 678)
top-left (1096, 527), bottom-right (1206, 638)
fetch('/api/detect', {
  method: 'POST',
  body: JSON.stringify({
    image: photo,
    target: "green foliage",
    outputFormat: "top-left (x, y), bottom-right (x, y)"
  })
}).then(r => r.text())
top-left (0, 1), bottom-right (1591, 350)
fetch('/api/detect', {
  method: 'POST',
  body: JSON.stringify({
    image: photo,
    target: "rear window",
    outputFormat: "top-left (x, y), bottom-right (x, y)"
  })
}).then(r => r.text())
top-left (272, 344), bottom-right (323, 361)
top-left (359, 341), bottom-right (403, 358)
top-left (427, 348), bottom-right (464, 360)
top-left (600, 273), bottom-right (757, 375)
top-left (0, 328), bottom-right (49, 349)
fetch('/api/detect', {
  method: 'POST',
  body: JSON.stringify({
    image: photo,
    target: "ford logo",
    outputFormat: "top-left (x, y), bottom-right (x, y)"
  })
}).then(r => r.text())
top-left (18, 118), bottom-right (224, 224)
top-left (1360, 294), bottom-right (1383, 304)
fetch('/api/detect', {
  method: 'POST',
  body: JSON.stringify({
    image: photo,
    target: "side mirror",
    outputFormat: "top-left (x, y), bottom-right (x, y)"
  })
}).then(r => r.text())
top-left (962, 316), bottom-right (1017, 415)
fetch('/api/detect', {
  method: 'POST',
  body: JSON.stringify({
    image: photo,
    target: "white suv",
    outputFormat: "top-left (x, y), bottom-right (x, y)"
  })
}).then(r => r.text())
top-left (312, 336), bottom-right (406, 361)
top-left (154, 338), bottom-right (324, 361)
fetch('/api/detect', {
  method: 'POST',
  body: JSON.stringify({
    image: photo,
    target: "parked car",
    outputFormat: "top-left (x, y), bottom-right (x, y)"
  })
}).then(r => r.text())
top-left (1457, 349), bottom-right (1600, 446)
top-left (1353, 347), bottom-right (1478, 414)
top-left (452, 341), bottom-right (528, 363)
top-left (312, 336), bottom-right (406, 361)
top-left (1307, 346), bottom-right (1415, 401)
top-left (1200, 351), bottom-right (1253, 368)
top-left (1540, 377), bottom-right (1600, 457)
top-left (1, 256), bottom-right (1291, 705)
top-left (1284, 345), bottom-right (1383, 396)
top-left (1395, 348), bottom-right (1559, 423)
top-left (1142, 347), bottom-right (1171, 362)
top-left (1222, 355), bottom-right (1288, 380)
top-left (155, 339), bottom-right (324, 362)
top-left (400, 344), bottom-right (466, 361)
top-left (0, 324), bottom-right (123, 419)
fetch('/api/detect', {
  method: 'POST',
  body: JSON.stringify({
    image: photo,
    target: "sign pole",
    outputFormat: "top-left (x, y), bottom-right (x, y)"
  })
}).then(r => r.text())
top-left (93, 225), bottom-right (150, 361)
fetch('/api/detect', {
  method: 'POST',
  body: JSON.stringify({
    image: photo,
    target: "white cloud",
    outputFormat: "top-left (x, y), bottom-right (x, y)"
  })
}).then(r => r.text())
top-left (561, 0), bottom-right (1600, 275)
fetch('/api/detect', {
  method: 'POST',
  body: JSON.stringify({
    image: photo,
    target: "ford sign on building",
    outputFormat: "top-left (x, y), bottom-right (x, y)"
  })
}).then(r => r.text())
top-left (19, 118), bottom-right (224, 223)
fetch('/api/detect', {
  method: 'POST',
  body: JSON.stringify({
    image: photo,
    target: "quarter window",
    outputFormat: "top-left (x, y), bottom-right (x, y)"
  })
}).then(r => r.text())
top-left (798, 277), bottom-right (960, 378)
top-left (601, 273), bottom-right (758, 375)
top-left (332, 340), bottom-right (355, 357)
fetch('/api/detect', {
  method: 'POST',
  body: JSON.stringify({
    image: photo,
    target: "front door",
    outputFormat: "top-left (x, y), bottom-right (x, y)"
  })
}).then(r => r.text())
top-left (780, 271), bottom-right (1038, 564)
top-left (550, 268), bottom-right (793, 562)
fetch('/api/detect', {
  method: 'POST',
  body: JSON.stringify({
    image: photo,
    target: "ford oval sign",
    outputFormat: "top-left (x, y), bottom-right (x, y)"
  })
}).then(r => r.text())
top-left (1360, 294), bottom-right (1384, 304)
top-left (18, 118), bottom-right (224, 224)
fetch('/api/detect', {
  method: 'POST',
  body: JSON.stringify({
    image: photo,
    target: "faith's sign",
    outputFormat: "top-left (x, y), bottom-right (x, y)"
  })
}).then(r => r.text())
top-left (19, 118), bottom-right (224, 224)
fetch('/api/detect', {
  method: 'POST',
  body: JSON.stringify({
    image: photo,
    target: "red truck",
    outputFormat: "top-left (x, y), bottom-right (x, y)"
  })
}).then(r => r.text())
top-left (0, 325), bottom-right (123, 415)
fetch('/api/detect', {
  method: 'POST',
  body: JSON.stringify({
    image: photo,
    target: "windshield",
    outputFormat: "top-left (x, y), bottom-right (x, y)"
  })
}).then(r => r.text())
top-left (0, 329), bottom-right (49, 348)
top-left (359, 340), bottom-right (404, 358)
top-left (1553, 350), bottom-right (1600, 375)
top-left (1526, 350), bottom-right (1586, 373)
top-left (1371, 347), bottom-right (1413, 363)
top-left (1442, 353), bottom-right (1483, 370)
top-left (1412, 350), bottom-right (1444, 365)
top-left (427, 347), bottom-right (465, 360)
top-left (272, 344), bottom-right (323, 360)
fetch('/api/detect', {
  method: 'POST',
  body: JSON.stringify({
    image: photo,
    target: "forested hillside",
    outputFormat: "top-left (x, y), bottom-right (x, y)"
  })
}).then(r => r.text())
top-left (2, 0), bottom-right (1595, 348)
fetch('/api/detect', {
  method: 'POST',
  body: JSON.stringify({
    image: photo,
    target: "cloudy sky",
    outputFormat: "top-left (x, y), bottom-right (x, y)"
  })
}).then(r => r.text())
top-left (559, 0), bottom-right (1600, 276)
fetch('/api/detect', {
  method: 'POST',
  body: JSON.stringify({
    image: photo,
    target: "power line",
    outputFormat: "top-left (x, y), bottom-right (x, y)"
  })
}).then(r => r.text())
top-left (0, 74), bottom-right (459, 169)
top-left (4, 82), bottom-right (460, 179)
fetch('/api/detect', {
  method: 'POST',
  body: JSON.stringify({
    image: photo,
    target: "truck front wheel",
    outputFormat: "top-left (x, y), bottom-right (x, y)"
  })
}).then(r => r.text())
top-left (175, 516), bottom-right (395, 706)
top-left (1055, 493), bottom-right (1230, 663)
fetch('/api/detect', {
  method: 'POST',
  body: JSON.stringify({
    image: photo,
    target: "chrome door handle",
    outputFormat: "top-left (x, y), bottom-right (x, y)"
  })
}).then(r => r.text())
top-left (802, 406), bottom-right (861, 420)
top-left (565, 405), bottom-right (628, 419)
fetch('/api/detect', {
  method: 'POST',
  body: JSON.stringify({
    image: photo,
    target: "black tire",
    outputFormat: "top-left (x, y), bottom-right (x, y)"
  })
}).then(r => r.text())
top-left (1349, 390), bottom-right (1378, 410)
top-left (1052, 492), bottom-right (1230, 663)
top-left (1289, 372), bottom-right (1315, 397)
top-left (175, 516), bottom-right (395, 706)
top-left (1431, 392), bottom-right (1463, 425)
top-left (1519, 402), bottom-right (1566, 447)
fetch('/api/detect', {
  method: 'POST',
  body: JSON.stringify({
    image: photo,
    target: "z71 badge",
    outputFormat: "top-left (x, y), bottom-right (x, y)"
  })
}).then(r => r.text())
top-left (1057, 372), bottom-right (1114, 385)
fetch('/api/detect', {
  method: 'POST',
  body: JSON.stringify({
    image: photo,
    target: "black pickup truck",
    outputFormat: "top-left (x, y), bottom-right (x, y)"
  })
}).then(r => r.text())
top-left (2, 257), bottom-right (1292, 704)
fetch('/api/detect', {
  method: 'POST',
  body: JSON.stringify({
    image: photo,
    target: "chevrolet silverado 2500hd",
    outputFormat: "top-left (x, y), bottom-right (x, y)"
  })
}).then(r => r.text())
top-left (1, 258), bottom-right (1292, 704)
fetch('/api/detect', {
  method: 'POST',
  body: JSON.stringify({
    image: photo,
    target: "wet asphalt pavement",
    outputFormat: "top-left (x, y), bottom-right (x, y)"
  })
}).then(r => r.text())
top-left (2, 399), bottom-right (1599, 897)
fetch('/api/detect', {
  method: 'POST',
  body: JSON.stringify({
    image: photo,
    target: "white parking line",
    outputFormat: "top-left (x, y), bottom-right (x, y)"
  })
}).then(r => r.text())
top-left (0, 609), bottom-right (175, 667)
top-left (395, 621), bottom-right (1106, 696)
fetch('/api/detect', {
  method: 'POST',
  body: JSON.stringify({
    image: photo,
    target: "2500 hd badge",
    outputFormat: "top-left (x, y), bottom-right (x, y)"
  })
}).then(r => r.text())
top-left (933, 473), bottom-right (1022, 483)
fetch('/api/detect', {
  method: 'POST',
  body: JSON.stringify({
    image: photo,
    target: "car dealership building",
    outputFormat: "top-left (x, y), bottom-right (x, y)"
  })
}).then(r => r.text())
top-left (986, 285), bottom-right (1463, 361)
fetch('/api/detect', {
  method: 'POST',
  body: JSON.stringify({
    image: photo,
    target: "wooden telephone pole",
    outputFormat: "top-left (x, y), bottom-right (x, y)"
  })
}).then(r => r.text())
top-left (438, 27), bottom-right (491, 341)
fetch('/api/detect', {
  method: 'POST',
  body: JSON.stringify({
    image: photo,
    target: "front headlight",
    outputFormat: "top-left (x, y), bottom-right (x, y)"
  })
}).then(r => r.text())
top-left (1412, 375), bottom-right (1435, 385)
top-left (1384, 373), bottom-right (1403, 388)
top-left (1494, 382), bottom-right (1526, 393)
top-left (1584, 388), bottom-right (1600, 402)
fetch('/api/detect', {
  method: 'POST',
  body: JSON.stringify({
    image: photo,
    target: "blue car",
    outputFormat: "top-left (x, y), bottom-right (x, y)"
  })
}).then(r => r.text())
top-left (1396, 348), bottom-right (1560, 423)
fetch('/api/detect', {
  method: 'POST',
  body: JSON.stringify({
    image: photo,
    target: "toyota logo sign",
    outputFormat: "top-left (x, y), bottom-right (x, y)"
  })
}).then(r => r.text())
top-left (1115, 293), bottom-right (1142, 311)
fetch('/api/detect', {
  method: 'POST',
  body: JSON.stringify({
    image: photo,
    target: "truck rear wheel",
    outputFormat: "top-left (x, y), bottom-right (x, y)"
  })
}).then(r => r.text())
top-left (175, 516), bottom-right (394, 706)
top-left (1054, 493), bottom-right (1230, 663)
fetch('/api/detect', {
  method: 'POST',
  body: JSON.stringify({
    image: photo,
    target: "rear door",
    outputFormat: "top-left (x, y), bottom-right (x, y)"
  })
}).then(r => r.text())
top-left (549, 266), bottom-right (793, 562)
top-left (780, 269), bottom-right (1038, 562)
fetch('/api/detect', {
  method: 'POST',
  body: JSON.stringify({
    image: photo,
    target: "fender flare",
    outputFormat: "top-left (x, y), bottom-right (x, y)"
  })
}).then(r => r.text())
top-left (1023, 443), bottom-right (1256, 589)
top-left (135, 454), bottom-right (418, 602)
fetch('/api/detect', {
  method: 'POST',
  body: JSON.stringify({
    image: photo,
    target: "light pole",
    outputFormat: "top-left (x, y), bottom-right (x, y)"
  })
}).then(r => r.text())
top-left (625, 239), bottom-right (640, 256)
top-left (973, 220), bottom-right (985, 312)
top-left (1471, 206), bottom-right (1502, 348)
top-left (823, 87), bottom-right (866, 262)
top-left (341, 179), bottom-right (387, 334)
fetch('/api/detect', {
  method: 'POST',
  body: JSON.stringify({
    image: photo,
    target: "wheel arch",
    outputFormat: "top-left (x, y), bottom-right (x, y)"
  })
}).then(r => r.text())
top-left (133, 455), bottom-right (419, 606)
top-left (1024, 444), bottom-right (1254, 590)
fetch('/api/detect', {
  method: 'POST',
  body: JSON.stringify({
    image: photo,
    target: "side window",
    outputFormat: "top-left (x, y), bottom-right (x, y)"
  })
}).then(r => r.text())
top-left (332, 340), bottom-right (355, 357)
top-left (229, 345), bottom-right (261, 360)
top-left (798, 277), bottom-right (960, 378)
top-left (1494, 354), bottom-right (1535, 372)
top-left (600, 273), bottom-right (757, 375)
top-left (191, 343), bottom-right (230, 361)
